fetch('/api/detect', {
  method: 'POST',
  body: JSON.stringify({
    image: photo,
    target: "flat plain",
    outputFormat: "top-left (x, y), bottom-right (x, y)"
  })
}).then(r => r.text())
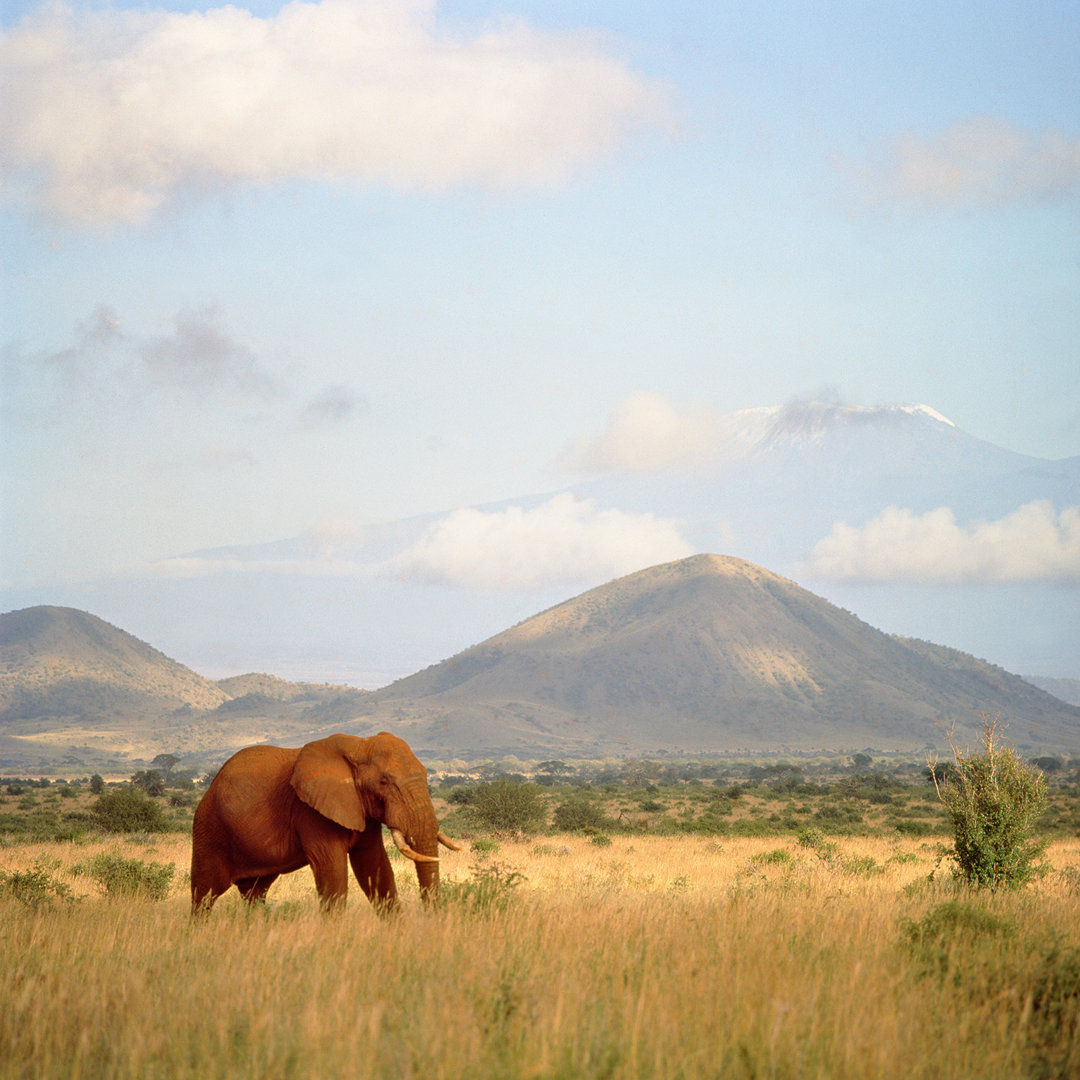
top-left (2, 769), bottom-right (1079, 1079)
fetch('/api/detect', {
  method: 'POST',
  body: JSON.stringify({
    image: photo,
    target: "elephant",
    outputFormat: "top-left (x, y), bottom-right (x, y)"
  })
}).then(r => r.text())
top-left (190, 731), bottom-right (459, 914)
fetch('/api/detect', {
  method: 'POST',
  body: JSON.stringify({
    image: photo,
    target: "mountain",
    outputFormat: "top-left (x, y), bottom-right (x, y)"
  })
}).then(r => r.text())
top-left (1024, 677), bottom-right (1080, 708)
top-left (353, 555), bottom-right (1080, 757)
top-left (0, 607), bottom-right (370, 773)
top-left (3, 555), bottom-right (1080, 771)
top-left (2, 401), bottom-right (1077, 690)
top-left (0, 606), bottom-right (228, 717)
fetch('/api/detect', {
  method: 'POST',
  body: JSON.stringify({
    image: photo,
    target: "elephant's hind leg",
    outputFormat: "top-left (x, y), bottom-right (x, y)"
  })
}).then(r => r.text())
top-left (236, 874), bottom-right (279, 904)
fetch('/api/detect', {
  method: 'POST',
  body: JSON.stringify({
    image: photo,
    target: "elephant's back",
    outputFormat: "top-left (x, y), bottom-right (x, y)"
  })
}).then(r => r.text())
top-left (196, 744), bottom-right (298, 821)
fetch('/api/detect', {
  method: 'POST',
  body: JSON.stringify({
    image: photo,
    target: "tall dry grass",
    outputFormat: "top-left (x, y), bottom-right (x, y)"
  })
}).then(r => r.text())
top-left (2, 834), bottom-right (1079, 1079)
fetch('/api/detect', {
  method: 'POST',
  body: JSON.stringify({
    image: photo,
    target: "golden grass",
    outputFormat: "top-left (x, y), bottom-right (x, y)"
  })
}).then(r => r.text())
top-left (2, 834), bottom-right (1079, 1079)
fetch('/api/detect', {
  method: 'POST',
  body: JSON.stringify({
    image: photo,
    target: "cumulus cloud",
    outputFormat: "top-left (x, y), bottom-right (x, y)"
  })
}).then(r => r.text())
top-left (0, 0), bottom-right (669, 226)
top-left (841, 116), bottom-right (1080, 208)
top-left (561, 392), bottom-right (721, 474)
top-left (802, 501), bottom-right (1080, 584)
top-left (392, 493), bottom-right (693, 589)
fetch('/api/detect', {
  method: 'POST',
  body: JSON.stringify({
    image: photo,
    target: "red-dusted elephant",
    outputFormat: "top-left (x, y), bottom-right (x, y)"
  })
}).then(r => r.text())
top-left (190, 732), bottom-right (459, 914)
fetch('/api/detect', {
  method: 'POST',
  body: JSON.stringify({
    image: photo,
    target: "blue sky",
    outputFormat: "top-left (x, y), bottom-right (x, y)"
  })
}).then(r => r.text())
top-left (2, 0), bottom-right (1078, 604)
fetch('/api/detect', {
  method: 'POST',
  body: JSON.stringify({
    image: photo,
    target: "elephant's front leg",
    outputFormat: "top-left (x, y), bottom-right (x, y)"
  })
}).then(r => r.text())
top-left (350, 834), bottom-right (398, 914)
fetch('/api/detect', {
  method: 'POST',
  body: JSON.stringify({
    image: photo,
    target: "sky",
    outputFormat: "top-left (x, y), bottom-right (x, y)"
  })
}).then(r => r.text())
top-left (2, 0), bottom-right (1079, 675)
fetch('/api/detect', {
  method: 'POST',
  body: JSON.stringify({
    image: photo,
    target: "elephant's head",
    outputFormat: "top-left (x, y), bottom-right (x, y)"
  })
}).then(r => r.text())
top-left (290, 731), bottom-right (458, 899)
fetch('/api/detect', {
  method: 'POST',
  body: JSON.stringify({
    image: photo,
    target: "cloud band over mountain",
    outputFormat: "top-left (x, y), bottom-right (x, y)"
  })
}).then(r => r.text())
top-left (803, 500), bottom-right (1080, 584)
top-left (391, 494), bottom-right (694, 590)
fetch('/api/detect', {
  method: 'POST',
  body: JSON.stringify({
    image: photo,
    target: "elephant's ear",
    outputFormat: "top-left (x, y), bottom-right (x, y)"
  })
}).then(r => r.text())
top-left (290, 737), bottom-right (367, 832)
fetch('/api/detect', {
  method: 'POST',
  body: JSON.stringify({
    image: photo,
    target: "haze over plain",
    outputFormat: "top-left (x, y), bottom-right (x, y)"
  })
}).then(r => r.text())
top-left (2, 0), bottom-right (1078, 686)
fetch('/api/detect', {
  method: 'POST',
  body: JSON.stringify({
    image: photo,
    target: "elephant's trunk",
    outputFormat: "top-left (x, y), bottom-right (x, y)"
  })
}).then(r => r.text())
top-left (389, 780), bottom-right (443, 903)
top-left (414, 850), bottom-right (439, 904)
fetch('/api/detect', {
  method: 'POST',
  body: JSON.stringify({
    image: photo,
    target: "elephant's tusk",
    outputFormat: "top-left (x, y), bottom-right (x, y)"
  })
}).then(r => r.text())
top-left (438, 831), bottom-right (463, 851)
top-left (391, 828), bottom-right (439, 863)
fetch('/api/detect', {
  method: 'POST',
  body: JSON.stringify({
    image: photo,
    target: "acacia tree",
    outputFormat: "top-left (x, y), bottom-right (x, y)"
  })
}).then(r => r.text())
top-left (931, 715), bottom-right (1047, 888)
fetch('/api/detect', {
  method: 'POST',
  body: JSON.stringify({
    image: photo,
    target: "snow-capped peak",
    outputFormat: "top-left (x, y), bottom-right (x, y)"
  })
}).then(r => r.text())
top-left (898, 403), bottom-right (955, 427)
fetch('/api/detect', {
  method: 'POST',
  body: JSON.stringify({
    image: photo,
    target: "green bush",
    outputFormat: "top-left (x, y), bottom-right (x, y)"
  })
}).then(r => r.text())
top-left (750, 848), bottom-right (792, 866)
top-left (932, 716), bottom-right (1048, 888)
top-left (552, 797), bottom-right (611, 834)
top-left (903, 901), bottom-right (1080, 1077)
top-left (90, 786), bottom-right (173, 834)
top-left (902, 900), bottom-right (1015, 975)
top-left (130, 770), bottom-right (165, 797)
top-left (70, 852), bottom-right (175, 900)
top-left (0, 861), bottom-right (76, 908)
top-left (439, 861), bottom-right (526, 915)
top-left (470, 780), bottom-right (546, 834)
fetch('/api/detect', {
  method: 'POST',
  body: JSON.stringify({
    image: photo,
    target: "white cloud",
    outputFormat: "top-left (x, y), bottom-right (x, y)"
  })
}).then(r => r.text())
top-left (561, 392), bottom-right (721, 474)
top-left (841, 116), bottom-right (1080, 208)
top-left (392, 493), bottom-right (693, 589)
top-left (802, 501), bottom-right (1080, 584)
top-left (0, 0), bottom-right (668, 226)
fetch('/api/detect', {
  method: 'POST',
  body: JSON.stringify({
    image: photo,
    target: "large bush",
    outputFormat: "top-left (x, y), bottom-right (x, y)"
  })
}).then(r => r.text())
top-left (90, 786), bottom-right (173, 834)
top-left (469, 780), bottom-right (546, 834)
top-left (552, 797), bottom-right (611, 834)
top-left (71, 852), bottom-right (175, 900)
top-left (932, 716), bottom-right (1047, 888)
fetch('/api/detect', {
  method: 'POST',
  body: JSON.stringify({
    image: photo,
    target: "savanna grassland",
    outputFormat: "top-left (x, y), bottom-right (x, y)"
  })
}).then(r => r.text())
top-left (2, 761), bottom-right (1079, 1080)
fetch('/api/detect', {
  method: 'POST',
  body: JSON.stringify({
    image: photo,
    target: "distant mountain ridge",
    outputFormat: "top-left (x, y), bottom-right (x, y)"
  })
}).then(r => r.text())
top-left (360, 555), bottom-right (1080, 756)
top-left (0, 606), bottom-right (228, 716)
top-left (0, 606), bottom-right (369, 772)
top-left (2, 553), bottom-right (1078, 772)
top-left (4, 399), bottom-right (1074, 686)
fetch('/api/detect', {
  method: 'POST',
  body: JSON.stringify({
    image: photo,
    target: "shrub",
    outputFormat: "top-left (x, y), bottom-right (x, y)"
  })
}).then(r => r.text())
top-left (932, 716), bottom-right (1047, 888)
top-left (90, 786), bottom-right (173, 833)
top-left (439, 861), bottom-right (526, 915)
top-left (729, 819), bottom-right (777, 838)
top-left (552, 797), bottom-right (610, 834)
top-left (750, 848), bottom-right (792, 866)
top-left (470, 780), bottom-right (546, 834)
top-left (0, 861), bottom-right (76, 908)
top-left (70, 852), bottom-right (175, 900)
top-left (902, 902), bottom-right (1080, 1076)
top-left (1025, 940), bottom-right (1080, 1077)
top-left (130, 770), bottom-right (165, 797)
top-left (902, 900), bottom-right (1015, 975)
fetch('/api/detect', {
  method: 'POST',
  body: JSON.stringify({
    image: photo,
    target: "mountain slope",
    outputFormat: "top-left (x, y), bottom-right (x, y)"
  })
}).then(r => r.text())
top-left (89, 399), bottom-right (1079, 687)
top-left (0, 606), bottom-right (371, 772)
top-left (364, 555), bottom-right (1080, 755)
top-left (0, 606), bottom-right (228, 720)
